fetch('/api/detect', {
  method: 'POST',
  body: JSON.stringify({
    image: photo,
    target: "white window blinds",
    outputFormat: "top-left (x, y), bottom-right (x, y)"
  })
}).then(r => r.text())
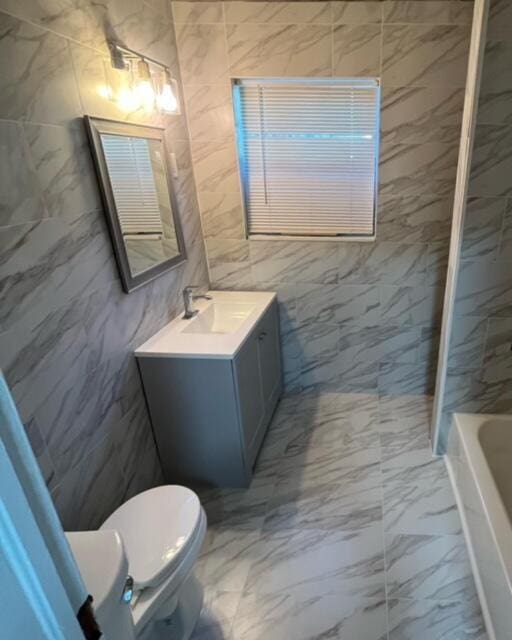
top-left (100, 134), bottom-right (164, 236)
top-left (233, 78), bottom-right (380, 238)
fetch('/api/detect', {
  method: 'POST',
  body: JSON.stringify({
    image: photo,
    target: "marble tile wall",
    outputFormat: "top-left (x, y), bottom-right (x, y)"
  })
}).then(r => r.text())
top-left (0, 0), bottom-right (209, 529)
top-left (439, 0), bottom-right (512, 451)
top-left (173, 0), bottom-right (473, 394)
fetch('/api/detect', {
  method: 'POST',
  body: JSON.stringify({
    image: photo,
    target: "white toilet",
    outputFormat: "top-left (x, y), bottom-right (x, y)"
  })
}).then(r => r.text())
top-left (67, 485), bottom-right (207, 640)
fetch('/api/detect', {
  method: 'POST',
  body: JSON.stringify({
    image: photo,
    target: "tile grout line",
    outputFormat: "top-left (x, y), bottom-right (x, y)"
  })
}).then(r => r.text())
top-left (495, 195), bottom-right (509, 257)
top-left (377, 397), bottom-right (392, 639)
top-left (170, 6), bottom-right (213, 286)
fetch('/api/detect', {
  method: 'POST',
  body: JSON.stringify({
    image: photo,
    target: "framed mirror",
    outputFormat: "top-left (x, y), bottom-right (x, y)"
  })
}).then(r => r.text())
top-left (85, 116), bottom-right (186, 293)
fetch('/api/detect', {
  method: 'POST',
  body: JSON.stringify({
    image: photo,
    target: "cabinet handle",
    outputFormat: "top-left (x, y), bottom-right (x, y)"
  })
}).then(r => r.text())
top-left (258, 332), bottom-right (267, 341)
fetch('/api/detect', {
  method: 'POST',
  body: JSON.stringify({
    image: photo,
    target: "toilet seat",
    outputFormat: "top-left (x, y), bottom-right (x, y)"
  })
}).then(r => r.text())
top-left (100, 485), bottom-right (202, 591)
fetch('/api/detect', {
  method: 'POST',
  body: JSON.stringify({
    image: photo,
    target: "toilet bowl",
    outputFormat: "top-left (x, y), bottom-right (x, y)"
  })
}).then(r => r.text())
top-left (67, 485), bottom-right (207, 640)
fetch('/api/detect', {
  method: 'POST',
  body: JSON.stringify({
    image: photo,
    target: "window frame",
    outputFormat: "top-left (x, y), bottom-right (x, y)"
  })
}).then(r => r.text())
top-left (232, 77), bottom-right (381, 242)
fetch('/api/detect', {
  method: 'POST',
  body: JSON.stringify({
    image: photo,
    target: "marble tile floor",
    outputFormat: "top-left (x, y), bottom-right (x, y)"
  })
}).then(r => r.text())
top-left (192, 392), bottom-right (487, 640)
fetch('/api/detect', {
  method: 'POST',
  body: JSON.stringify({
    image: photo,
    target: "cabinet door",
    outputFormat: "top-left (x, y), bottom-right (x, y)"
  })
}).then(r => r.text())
top-left (257, 302), bottom-right (282, 406)
top-left (233, 333), bottom-right (265, 453)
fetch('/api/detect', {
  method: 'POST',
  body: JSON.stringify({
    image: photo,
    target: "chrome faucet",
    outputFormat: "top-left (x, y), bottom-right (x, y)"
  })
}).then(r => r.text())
top-left (183, 286), bottom-right (212, 319)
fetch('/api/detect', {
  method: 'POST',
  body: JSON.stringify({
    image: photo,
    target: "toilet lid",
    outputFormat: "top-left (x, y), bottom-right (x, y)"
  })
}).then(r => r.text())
top-left (100, 485), bottom-right (201, 590)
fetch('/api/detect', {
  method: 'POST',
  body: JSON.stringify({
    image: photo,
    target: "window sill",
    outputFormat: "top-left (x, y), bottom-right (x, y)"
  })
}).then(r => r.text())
top-left (248, 234), bottom-right (376, 243)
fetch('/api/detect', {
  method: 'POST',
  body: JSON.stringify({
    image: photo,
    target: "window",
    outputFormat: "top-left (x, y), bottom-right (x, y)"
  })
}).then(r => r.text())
top-left (233, 78), bottom-right (380, 239)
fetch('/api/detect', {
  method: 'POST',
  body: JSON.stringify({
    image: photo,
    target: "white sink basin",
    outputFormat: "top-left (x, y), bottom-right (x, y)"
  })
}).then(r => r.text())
top-left (182, 302), bottom-right (256, 335)
top-left (135, 291), bottom-right (276, 359)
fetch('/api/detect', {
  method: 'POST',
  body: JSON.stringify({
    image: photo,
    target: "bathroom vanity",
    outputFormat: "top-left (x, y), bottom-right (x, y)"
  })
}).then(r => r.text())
top-left (135, 291), bottom-right (282, 487)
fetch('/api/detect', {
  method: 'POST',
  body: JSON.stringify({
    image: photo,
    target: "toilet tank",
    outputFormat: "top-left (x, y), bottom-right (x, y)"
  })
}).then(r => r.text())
top-left (66, 530), bottom-right (136, 640)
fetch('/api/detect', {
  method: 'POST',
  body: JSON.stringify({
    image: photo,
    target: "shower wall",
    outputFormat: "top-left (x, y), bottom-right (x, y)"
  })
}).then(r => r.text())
top-left (438, 0), bottom-right (512, 450)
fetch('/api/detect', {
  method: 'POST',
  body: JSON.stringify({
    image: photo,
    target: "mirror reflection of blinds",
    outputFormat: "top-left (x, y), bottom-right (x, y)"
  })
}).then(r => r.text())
top-left (101, 135), bottom-right (164, 236)
top-left (234, 79), bottom-right (379, 237)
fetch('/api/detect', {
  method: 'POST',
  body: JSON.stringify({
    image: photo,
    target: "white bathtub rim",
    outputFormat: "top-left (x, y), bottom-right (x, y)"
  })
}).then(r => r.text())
top-left (453, 412), bottom-right (512, 589)
top-left (445, 454), bottom-right (496, 640)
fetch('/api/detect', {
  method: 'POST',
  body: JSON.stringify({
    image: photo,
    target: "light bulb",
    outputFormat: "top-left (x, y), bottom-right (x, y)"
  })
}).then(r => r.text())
top-left (156, 70), bottom-right (179, 113)
top-left (135, 59), bottom-right (155, 112)
top-left (117, 87), bottom-right (141, 112)
top-left (157, 82), bottom-right (178, 113)
top-left (135, 80), bottom-right (155, 112)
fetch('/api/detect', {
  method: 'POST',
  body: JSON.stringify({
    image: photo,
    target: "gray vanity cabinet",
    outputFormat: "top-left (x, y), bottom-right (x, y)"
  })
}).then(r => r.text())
top-left (137, 299), bottom-right (282, 488)
top-left (234, 302), bottom-right (282, 468)
top-left (233, 333), bottom-right (264, 464)
top-left (258, 305), bottom-right (282, 414)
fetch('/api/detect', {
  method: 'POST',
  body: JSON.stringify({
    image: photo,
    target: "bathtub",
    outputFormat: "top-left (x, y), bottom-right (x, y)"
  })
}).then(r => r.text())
top-left (446, 413), bottom-right (512, 640)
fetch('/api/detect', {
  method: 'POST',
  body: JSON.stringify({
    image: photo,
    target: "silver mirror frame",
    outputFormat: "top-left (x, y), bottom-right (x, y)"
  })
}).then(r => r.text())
top-left (84, 115), bottom-right (186, 293)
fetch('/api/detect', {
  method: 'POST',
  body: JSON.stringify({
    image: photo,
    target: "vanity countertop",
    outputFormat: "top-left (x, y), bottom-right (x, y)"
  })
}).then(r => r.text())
top-left (135, 290), bottom-right (276, 359)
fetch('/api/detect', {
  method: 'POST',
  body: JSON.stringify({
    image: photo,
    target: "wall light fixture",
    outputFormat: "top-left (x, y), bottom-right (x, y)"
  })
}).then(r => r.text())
top-left (107, 43), bottom-right (180, 115)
